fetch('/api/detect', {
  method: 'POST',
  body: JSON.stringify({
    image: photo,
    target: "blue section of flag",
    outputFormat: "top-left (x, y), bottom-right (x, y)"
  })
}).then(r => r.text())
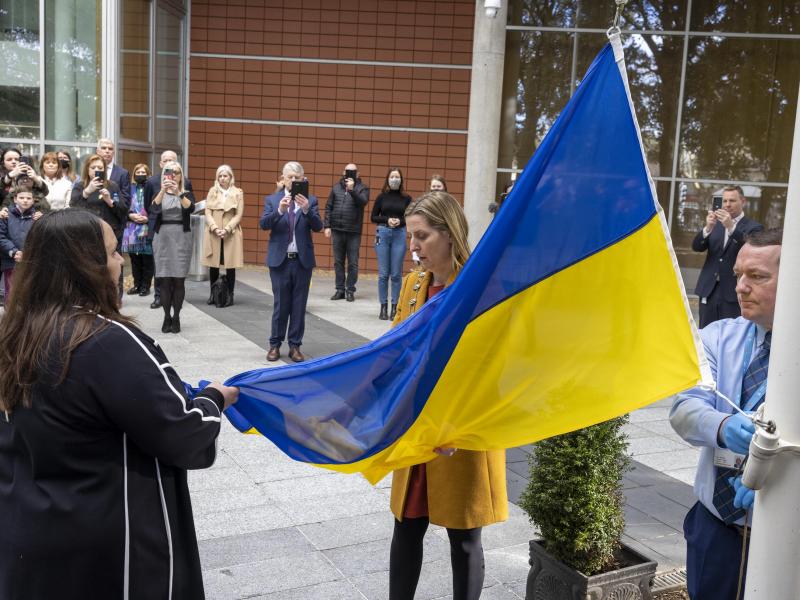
top-left (209, 42), bottom-right (660, 465)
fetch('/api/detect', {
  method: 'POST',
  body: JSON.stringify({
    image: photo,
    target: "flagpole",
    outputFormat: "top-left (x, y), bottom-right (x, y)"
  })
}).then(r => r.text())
top-left (744, 83), bottom-right (800, 599)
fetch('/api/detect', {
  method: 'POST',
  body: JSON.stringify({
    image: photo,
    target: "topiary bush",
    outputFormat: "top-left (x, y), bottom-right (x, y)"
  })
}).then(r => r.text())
top-left (519, 416), bottom-right (630, 576)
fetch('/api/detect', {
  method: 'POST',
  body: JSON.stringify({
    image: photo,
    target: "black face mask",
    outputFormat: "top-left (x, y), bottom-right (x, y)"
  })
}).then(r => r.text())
top-left (59, 159), bottom-right (70, 169)
top-left (134, 174), bottom-right (147, 185)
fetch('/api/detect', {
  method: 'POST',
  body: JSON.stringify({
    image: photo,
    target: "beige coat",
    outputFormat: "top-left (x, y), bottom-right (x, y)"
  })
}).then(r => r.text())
top-left (389, 270), bottom-right (508, 530)
top-left (202, 186), bottom-right (244, 269)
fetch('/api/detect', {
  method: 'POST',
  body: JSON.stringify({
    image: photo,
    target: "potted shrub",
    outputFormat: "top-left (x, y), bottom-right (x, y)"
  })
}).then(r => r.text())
top-left (519, 415), bottom-right (658, 599)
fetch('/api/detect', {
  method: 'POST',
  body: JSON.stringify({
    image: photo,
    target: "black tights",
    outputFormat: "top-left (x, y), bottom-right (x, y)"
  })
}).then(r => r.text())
top-left (209, 267), bottom-right (236, 292)
top-left (389, 517), bottom-right (484, 600)
top-left (160, 277), bottom-right (186, 317)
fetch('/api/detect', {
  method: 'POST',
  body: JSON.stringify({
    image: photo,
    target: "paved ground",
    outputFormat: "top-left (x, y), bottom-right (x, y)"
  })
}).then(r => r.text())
top-left (122, 268), bottom-right (700, 599)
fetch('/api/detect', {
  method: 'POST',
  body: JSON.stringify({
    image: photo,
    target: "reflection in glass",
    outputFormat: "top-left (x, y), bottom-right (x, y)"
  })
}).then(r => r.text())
top-left (118, 148), bottom-right (154, 173)
top-left (44, 0), bottom-right (101, 142)
top-left (680, 37), bottom-right (800, 183)
top-left (0, 1), bottom-right (40, 138)
top-left (691, 0), bottom-right (800, 34)
top-left (44, 144), bottom-right (100, 179)
top-left (507, 1), bottom-right (688, 30)
top-left (155, 7), bottom-right (182, 147)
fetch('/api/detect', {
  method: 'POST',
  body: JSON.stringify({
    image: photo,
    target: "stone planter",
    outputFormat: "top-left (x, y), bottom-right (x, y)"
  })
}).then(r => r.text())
top-left (526, 539), bottom-right (657, 600)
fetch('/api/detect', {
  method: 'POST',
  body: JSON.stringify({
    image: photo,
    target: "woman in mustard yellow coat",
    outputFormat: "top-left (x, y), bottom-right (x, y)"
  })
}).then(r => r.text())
top-left (388, 191), bottom-right (508, 600)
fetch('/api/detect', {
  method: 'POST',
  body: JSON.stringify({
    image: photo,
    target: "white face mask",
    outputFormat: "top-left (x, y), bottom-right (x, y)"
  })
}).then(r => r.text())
top-left (388, 178), bottom-right (401, 190)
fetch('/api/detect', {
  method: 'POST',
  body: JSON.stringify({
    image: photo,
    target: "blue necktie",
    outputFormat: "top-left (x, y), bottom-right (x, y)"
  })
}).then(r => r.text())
top-left (712, 331), bottom-right (771, 524)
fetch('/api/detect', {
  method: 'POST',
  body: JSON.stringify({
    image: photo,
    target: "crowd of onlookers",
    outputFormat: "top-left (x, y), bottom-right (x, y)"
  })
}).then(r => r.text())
top-left (0, 141), bottom-right (514, 354)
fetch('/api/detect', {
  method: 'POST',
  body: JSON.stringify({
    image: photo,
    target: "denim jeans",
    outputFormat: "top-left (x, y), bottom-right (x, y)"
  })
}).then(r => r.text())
top-left (375, 225), bottom-right (406, 304)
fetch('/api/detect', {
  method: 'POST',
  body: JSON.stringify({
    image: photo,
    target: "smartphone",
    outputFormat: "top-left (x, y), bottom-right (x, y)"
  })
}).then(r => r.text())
top-left (712, 195), bottom-right (723, 211)
top-left (94, 170), bottom-right (105, 181)
top-left (163, 168), bottom-right (175, 180)
top-left (19, 156), bottom-right (32, 166)
top-left (290, 179), bottom-right (309, 199)
top-left (345, 169), bottom-right (357, 182)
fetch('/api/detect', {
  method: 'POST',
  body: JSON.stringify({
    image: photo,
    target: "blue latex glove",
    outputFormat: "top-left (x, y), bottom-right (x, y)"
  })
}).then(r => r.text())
top-left (730, 476), bottom-right (755, 510)
top-left (721, 412), bottom-right (755, 455)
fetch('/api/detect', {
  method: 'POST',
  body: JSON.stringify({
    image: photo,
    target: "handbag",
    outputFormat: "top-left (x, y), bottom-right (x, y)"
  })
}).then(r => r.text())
top-left (211, 275), bottom-right (229, 308)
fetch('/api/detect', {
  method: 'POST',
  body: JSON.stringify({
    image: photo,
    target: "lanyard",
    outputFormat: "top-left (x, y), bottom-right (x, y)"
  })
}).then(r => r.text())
top-left (738, 323), bottom-right (768, 412)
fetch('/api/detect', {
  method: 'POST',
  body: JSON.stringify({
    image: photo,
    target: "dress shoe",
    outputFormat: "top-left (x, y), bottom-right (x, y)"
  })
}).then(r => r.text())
top-left (288, 346), bottom-right (305, 362)
top-left (161, 316), bottom-right (172, 333)
top-left (170, 316), bottom-right (181, 334)
top-left (150, 299), bottom-right (162, 309)
top-left (346, 292), bottom-right (355, 302)
top-left (379, 303), bottom-right (388, 320)
top-left (126, 286), bottom-right (140, 295)
top-left (266, 346), bottom-right (280, 361)
top-left (138, 287), bottom-right (151, 297)
top-left (389, 303), bottom-right (397, 320)
top-left (330, 290), bottom-right (346, 300)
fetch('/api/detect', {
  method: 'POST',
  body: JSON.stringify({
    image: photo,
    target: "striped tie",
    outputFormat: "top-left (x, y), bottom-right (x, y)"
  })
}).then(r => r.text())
top-left (712, 331), bottom-right (771, 524)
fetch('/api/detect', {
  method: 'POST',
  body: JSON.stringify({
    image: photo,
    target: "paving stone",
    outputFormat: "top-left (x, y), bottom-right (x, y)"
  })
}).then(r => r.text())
top-left (188, 466), bottom-right (252, 492)
top-left (629, 406), bottom-right (672, 423)
top-left (623, 488), bottom-right (690, 531)
top-left (323, 535), bottom-right (450, 577)
top-left (259, 472), bottom-right (377, 501)
top-left (622, 423), bottom-right (656, 439)
top-left (298, 511), bottom-right (397, 550)
top-left (506, 446), bottom-right (532, 464)
top-left (634, 449), bottom-right (700, 473)
top-left (195, 502), bottom-right (291, 541)
top-left (199, 526), bottom-right (316, 570)
top-left (250, 579), bottom-right (365, 600)
top-left (239, 458), bottom-right (327, 482)
top-left (203, 552), bottom-right (341, 599)
top-left (636, 419), bottom-right (684, 437)
top-left (274, 487), bottom-right (390, 525)
top-left (656, 481), bottom-right (698, 509)
top-left (627, 436), bottom-right (691, 456)
top-left (191, 484), bottom-right (269, 515)
top-left (664, 467), bottom-right (696, 486)
top-left (484, 542), bottom-right (532, 585)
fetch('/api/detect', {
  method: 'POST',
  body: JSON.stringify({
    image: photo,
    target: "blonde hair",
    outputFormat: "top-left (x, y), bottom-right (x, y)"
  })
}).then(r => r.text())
top-left (214, 164), bottom-right (236, 193)
top-left (154, 161), bottom-right (185, 204)
top-left (405, 191), bottom-right (470, 274)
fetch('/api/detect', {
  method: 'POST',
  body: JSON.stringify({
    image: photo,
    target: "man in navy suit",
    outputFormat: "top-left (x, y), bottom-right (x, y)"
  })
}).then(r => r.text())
top-left (692, 185), bottom-right (763, 328)
top-left (261, 161), bottom-right (323, 363)
top-left (96, 138), bottom-right (131, 206)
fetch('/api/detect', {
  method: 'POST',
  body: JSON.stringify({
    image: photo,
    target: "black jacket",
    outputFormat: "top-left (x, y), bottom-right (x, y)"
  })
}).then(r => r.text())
top-left (0, 317), bottom-right (224, 599)
top-left (692, 216), bottom-right (763, 301)
top-left (71, 180), bottom-right (130, 241)
top-left (144, 172), bottom-right (196, 239)
top-left (324, 178), bottom-right (370, 233)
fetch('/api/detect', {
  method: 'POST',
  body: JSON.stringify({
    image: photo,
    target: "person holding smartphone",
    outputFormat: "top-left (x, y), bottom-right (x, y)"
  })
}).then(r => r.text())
top-left (0, 148), bottom-right (50, 212)
top-left (259, 161), bottom-right (324, 363)
top-left (692, 185), bottom-right (763, 328)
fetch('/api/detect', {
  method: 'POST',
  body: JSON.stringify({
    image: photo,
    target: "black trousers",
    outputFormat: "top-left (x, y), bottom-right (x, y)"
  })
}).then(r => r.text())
top-left (209, 242), bottom-right (235, 292)
top-left (332, 230), bottom-right (361, 293)
top-left (268, 257), bottom-right (312, 348)
top-left (389, 517), bottom-right (484, 600)
top-left (684, 502), bottom-right (749, 600)
top-left (129, 253), bottom-right (155, 290)
top-left (698, 283), bottom-right (740, 328)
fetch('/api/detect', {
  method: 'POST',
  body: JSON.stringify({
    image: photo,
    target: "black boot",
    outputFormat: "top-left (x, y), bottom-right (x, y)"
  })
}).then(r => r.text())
top-left (390, 303), bottom-right (397, 320)
top-left (379, 303), bottom-right (388, 320)
top-left (161, 314), bottom-right (172, 333)
top-left (225, 291), bottom-right (234, 307)
top-left (171, 314), bottom-right (181, 334)
top-left (207, 289), bottom-right (215, 305)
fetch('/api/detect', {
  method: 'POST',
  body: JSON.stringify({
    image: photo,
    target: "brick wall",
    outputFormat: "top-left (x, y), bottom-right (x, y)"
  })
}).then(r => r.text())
top-left (188, 0), bottom-right (474, 270)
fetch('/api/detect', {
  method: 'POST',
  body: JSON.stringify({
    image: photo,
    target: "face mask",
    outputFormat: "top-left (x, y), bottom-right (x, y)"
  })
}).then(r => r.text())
top-left (59, 159), bottom-right (70, 169)
top-left (134, 174), bottom-right (147, 185)
top-left (388, 178), bottom-right (401, 190)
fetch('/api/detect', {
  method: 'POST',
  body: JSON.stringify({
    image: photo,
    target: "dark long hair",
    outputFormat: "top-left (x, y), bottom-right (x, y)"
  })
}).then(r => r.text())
top-left (1, 147), bottom-right (21, 180)
top-left (380, 167), bottom-right (406, 194)
top-left (0, 209), bottom-right (135, 412)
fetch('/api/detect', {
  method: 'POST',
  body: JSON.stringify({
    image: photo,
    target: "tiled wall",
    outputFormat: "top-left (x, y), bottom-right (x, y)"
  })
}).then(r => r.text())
top-left (188, 0), bottom-right (474, 270)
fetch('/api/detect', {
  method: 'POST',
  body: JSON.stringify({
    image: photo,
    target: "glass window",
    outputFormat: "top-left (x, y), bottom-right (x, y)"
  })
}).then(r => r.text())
top-left (691, 0), bottom-right (800, 34)
top-left (0, 1), bottom-right (40, 139)
top-left (155, 6), bottom-right (182, 148)
top-left (44, 0), bottom-right (102, 142)
top-left (118, 148), bottom-right (154, 175)
top-left (507, 1), bottom-right (688, 31)
top-left (120, 0), bottom-right (151, 143)
top-left (680, 36), bottom-right (800, 183)
top-left (44, 144), bottom-right (100, 180)
top-left (498, 31), bottom-right (574, 170)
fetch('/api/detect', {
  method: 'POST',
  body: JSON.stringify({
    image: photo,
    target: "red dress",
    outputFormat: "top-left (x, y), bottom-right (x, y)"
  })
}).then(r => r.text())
top-left (403, 283), bottom-right (445, 519)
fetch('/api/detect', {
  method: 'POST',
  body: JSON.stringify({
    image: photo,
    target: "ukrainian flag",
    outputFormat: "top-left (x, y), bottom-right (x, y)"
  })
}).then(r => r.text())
top-left (220, 35), bottom-right (711, 483)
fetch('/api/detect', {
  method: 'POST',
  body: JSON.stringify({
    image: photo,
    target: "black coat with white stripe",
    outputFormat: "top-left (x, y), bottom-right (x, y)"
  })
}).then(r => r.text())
top-left (0, 318), bottom-right (224, 599)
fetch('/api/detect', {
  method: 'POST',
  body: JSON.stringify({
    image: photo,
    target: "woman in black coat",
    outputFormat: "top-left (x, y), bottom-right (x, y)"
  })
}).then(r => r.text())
top-left (70, 153), bottom-right (129, 243)
top-left (0, 209), bottom-right (238, 599)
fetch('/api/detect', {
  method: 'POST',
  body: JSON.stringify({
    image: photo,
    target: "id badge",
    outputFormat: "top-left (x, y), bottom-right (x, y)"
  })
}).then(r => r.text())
top-left (714, 448), bottom-right (746, 470)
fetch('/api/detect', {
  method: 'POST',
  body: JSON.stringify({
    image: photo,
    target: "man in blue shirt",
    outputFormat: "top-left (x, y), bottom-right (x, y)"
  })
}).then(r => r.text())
top-left (671, 228), bottom-right (783, 599)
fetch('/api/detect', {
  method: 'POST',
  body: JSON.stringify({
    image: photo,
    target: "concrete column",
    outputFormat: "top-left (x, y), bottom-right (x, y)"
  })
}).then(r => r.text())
top-left (463, 0), bottom-right (508, 250)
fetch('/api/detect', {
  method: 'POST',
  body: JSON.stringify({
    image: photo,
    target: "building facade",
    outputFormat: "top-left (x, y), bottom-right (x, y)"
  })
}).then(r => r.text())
top-left (1, 0), bottom-right (797, 286)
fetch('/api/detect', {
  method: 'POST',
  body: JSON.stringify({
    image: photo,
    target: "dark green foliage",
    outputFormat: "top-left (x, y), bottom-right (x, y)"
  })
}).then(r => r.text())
top-left (519, 416), bottom-right (630, 576)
